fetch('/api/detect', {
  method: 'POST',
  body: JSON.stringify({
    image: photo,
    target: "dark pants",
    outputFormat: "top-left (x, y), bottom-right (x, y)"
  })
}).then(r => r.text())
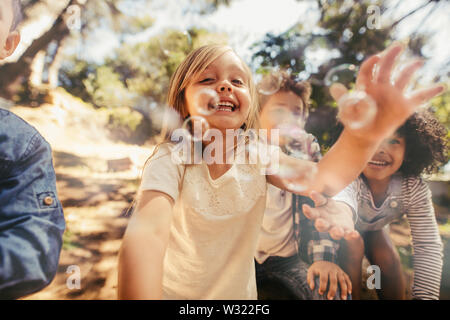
top-left (256, 255), bottom-right (350, 300)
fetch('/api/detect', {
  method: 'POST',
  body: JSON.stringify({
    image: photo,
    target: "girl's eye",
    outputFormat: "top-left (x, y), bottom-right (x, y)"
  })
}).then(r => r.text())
top-left (232, 79), bottom-right (244, 85)
top-left (389, 139), bottom-right (400, 144)
top-left (199, 78), bottom-right (214, 83)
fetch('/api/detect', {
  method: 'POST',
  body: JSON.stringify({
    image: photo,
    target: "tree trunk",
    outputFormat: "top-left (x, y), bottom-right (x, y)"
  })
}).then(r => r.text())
top-left (48, 38), bottom-right (67, 88)
top-left (29, 50), bottom-right (46, 87)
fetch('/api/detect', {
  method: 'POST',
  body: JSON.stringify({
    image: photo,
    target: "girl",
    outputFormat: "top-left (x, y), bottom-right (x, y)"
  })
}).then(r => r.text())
top-left (117, 43), bottom-right (444, 299)
top-left (334, 111), bottom-right (447, 300)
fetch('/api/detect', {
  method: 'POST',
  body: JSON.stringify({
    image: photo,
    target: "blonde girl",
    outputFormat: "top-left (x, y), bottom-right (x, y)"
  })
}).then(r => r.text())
top-left (118, 43), bottom-right (444, 299)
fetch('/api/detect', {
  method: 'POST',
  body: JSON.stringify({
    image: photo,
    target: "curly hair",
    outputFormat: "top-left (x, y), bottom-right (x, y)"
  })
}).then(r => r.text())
top-left (397, 110), bottom-right (448, 176)
top-left (329, 110), bottom-right (448, 176)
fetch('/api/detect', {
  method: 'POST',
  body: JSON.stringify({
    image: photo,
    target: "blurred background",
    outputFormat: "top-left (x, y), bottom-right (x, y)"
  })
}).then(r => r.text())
top-left (1, 0), bottom-right (448, 299)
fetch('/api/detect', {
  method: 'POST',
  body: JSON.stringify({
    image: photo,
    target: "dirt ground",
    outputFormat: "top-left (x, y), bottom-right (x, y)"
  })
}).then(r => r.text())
top-left (23, 149), bottom-right (449, 300)
top-left (9, 93), bottom-right (449, 300)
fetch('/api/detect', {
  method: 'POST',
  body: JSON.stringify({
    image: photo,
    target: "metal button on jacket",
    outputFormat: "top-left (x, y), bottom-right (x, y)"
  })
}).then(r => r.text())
top-left (44, 196), bottom-right (54, 206)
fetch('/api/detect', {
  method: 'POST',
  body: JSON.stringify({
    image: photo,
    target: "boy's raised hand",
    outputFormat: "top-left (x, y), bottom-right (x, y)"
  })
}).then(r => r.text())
top-left (331, 43), bottom-right (445, 143)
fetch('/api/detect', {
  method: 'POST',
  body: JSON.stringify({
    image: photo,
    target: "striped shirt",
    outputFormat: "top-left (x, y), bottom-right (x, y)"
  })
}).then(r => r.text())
top-left (339, 175), bottom-right (443, 300)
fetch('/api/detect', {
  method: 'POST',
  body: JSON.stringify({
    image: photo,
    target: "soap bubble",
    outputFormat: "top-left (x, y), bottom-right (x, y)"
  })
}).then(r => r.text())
top-left (284, 165), bottom-right (318, 194)
top-left (277, 123), bottom-right (311, 160)
top-left (159, 29), bottom-right (193, 57)
top-left (182, 115), bottom-right (210, 143)
top-left (192, 88), bottom-right (220, 116)
top-left (337, 90), bottom-right (377, 130)
top-left (256, 71), bottom-right (282, 95)
top-left (324, 64), bottom-right (358, 87)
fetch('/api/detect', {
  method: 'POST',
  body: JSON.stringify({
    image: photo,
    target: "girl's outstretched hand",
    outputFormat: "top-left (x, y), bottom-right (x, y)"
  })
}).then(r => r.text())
top-left (331, 43), bottom-right (445, 143)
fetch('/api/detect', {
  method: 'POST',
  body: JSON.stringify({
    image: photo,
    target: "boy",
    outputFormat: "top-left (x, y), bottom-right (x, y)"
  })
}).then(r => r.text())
top-left (255, 72), bottom-right (353, 300)
top-left (0, 0), bottom-right (65, 299)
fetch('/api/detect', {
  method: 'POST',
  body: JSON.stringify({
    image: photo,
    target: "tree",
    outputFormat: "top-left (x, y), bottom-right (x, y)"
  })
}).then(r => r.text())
top-left (251, 0), bottom-right (445, 148)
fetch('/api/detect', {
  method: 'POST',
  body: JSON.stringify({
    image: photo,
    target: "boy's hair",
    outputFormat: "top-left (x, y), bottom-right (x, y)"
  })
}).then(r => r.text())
top-left (258, 71), bottom-right (312, 119)
top-left (11, 0), bottom-right (23, 31)
top-left (330, 110), bottom-right (448, 176)
top-left (397, 110), bottom-right (448, 176)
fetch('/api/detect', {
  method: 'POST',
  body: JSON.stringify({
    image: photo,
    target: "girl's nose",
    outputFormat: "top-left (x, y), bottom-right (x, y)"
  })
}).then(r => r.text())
top-left (217, 81), bottom-right (232, 93)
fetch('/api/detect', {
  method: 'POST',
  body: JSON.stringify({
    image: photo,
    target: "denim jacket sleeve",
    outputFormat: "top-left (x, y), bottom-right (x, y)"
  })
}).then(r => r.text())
top-left (0, 110), bottom-right (65, 299)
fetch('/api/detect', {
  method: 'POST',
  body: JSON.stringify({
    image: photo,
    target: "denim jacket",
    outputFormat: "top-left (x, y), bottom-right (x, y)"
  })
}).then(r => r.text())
top-left (0, 109), bottom-right (65, 299)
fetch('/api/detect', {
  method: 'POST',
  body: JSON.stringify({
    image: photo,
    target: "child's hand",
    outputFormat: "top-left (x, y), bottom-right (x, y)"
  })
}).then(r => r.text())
top-left (302, 191), bottom-right (360, 240)
top-left (307, 261), bottom-right (352, 300)
top-left (331, 43), bottom-right (445, 143)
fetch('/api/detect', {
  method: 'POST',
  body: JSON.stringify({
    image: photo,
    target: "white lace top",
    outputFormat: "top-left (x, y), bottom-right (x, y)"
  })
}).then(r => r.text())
top-left (140, 143), bottom-right (267, 299)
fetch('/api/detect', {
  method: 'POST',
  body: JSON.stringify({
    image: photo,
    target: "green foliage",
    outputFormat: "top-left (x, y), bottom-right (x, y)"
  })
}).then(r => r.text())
top-left (60, 25), bottom-right (227, 143)
top-left (105, 106), bottom-right (148, 144)
top-left (251, 0), bottom-right (439, 149)
top-left (431, 88), bottom-right (450, 161)
top-left (83, 66), bottom-right (133, 109)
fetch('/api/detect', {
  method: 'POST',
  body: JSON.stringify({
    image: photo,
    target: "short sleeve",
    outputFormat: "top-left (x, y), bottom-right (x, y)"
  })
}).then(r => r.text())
top-left (139, 143), bottom-right (185, 202)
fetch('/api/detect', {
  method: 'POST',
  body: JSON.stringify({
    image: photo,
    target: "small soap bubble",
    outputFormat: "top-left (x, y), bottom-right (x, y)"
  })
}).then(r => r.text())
top-left (256, 71), bottom-right (282, 95)
top-left (277, 123), bottom-right (310, 160)
top-left (342, 29), bottom-right (354, 42)
top-left (147, 103), bottom-right (182, 133)
top-left (182, 115), bottom-right (210, 142)
top-left (337, 90), bottom-right (377, 130)
top-left (324, 64), bottom-right (358, 87)
top-left (193, 88), bottom-right (219, 116)
top-left (285, 166), bottom-right (318, 193)
top-left (159, 28), bottom-right (193, 57)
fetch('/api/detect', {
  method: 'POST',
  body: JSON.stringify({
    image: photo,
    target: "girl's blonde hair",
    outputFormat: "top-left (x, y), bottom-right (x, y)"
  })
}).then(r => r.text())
top-left (129, 45), bottom-right (261, 216)
top-left (160, 44), bottom-right (260, 142)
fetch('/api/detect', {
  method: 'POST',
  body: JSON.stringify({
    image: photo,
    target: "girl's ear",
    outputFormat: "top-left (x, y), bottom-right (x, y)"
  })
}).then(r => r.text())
top-left (0, 31), bottom-right (20, 59)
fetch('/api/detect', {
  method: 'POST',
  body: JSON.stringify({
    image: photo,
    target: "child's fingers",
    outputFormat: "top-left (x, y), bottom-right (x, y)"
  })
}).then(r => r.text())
top-left (344, 230), bottom-right (360, 241)
top-left (356, 55), bottom-right (380, 89)
top-left (345, 273), bottom-right (352, 295)
top-left (318, 272), bottom-right (329, 296)
top-left (329, 83), bottom-right (348, 102)
top-left (327, 272), bottom-right (338, 300)
top-left (307, 267), bottom-right (315, 291)
top-left (338, 273), bottom-right (348, 300)
top-left (329, 226), bottom-right (344, 240)
top-left (315, 218), bottom-right (330, 232)
top-left (408, 85), bottom-right (445, 107)
top-left (376, 43), bottom-right (404, 84)
top-left (395, 59), bottom-right (424, 91)
top-left (309, 190), bottom-right (328, 208)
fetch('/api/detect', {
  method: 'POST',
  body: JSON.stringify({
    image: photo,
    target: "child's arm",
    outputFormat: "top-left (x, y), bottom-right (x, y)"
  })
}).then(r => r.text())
top-left (405, 178), bottom-right (443, 300)
top-left (118, 190), bottom-right (174, 299)
top-left (268, 44), bottom-right (444, 198)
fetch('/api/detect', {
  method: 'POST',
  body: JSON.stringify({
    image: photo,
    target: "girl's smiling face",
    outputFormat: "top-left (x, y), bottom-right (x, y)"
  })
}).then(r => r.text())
top-left (184, 51), bottom-right (251, 132)
top-left (363, 133), bottom-right (406, 182)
